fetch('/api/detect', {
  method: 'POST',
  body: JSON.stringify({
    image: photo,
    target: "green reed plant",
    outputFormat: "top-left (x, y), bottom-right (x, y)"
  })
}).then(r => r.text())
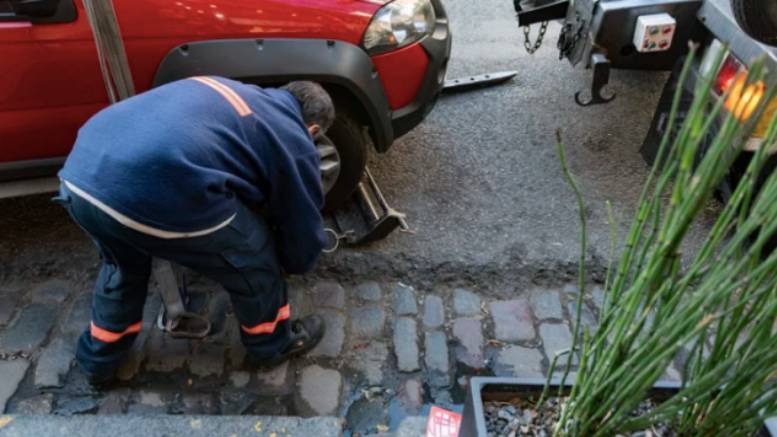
top-left (547, 45), bottom-right (777, 437)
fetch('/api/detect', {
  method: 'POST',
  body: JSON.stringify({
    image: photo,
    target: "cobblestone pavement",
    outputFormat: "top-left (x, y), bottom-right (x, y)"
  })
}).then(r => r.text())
top-left (0, 276), bottom-right (682, 434)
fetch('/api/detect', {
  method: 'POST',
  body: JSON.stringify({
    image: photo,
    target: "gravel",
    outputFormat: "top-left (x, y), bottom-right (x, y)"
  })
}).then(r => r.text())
top-left (483, 398), bottom-right (672, 437)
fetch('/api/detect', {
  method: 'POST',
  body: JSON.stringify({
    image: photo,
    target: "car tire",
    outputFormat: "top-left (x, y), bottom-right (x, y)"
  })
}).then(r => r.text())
top-left (323, 110), bottom-right (367, 212)
top-left (731, 0), bottom-right (777, 46)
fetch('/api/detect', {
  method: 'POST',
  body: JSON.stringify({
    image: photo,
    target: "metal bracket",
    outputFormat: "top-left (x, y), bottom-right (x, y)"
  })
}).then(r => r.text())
top-left (575, 52), bottom-right (616, 106)
top-left (442, 71), bottom-right (518, 94)
top-left (516, 0), bottom-right (570, 26)
top-left (152, 259), bottom-right (211, 339)
top-left (324, 167), bottom-right (411, 251)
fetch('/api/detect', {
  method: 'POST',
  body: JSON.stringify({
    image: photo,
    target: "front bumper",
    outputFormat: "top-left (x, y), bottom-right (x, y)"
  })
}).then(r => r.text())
top-left (388, 0), bottom-right (452, 141)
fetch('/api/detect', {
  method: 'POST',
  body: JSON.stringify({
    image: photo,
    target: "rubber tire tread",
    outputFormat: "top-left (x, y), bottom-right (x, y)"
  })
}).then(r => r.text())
top-left (323, 111), bottom-right (367, 212)
top-left (731, 0), bottom-right (777, 45)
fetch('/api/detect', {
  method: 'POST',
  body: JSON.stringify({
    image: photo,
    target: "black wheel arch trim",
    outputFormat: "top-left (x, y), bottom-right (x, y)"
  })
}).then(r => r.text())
top-left (153, 38), bottom-right (394, 152)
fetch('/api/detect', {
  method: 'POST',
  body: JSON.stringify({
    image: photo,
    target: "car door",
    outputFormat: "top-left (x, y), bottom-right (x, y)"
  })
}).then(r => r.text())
top-left (0, 0), bottom-right (106, 180)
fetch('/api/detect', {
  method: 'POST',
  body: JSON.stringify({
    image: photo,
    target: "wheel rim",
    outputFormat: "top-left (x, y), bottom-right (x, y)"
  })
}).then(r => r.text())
top-left (316, 135), bottom-right (341, 195)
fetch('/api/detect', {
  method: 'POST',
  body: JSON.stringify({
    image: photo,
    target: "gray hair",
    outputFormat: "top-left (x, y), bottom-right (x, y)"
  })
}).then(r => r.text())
top-left (281, 81), bottom-right (336, 133)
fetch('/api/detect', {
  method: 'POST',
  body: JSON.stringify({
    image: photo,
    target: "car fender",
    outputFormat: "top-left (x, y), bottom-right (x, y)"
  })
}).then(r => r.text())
top-left (153, 38), bottom-right (394, 152)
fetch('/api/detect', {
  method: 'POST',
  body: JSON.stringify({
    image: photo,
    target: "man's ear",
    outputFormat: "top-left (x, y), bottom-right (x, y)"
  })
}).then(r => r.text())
top-left (307, 124), bottom-right (321, 139)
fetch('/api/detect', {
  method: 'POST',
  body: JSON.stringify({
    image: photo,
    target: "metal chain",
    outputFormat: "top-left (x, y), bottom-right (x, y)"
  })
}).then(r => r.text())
top-left (522, 21), bottom-right (549, 54)
top-left (557, 13), bottom-right (583, 60)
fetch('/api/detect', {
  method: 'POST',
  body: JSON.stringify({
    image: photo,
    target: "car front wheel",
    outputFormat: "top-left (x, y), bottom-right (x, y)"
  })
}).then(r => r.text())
top-left (319, 111), bottom-right (367, 212)
top-left (731, 0), bottom-right (777, 46)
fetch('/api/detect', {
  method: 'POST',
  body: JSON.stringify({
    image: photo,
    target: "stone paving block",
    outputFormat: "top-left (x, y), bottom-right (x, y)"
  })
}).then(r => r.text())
top-left (453, 288), bottom-right (481, 317)
top-left (30, 280), bottom-right (70, 303)
top-left (246, 396), bottom-right (289, 416)
top-left (223, 318), bottom-right (247, 368)
top-left (223, 391), bottom-right (259, 415)
top-left (288, 283), bottom-right (314, 318)
top-left (591, 285), bottom-right (606, 310)
top-left (423, 295), bottom-right (445, 329)
top-left (530, 290), bottom-right (563, 320)
top-left (206, 292), bottom-right (231, 336)
top-left (98, 389), bottom-right (129, 415)
top-left (539, 323), bottom-right (573, 359)
top-left (424, 331), bottom-right (450, 386)
top-left (452, 318), bottom-right (485, 370)
top-left (0, 303), bottom-right (57, 352)
top-left (350, 305), bottom-right (386, 339)
top-left (256, 361), bottom-right (290, 393)
top-left (489, 299), bottom-right (536, 342)
top-left (663, 364), bottom-right (682, 382)
top-left (398, 379), bottom-right (424, 413)
top-left (393, 317), bottom-right (420, 372)
top-left (34, 338), bottom-right (74, 388)
top-left (144, 329), bottom-right (190, 372)
top-left (177, 393), bottom-right (218, 415)
top-left (54, 397), bottom-right (99, 415)
top-left (128, 391), bottom-right (169, 414)
top-left (190, 343), bottom-right (225, 377)
top-left (348, 341), bottom-right (388, 385)
top-left (567, 300), bottom-right (598, 334)
top-left (0, 288), bottom-right (21, 326)
top-left (310, 309), bottom-right (345, 358)
top-left (494, 345), bottom-right (544, 378)
top-left (393, 283), bottom-right (418, 316)
top-left (311, 281), bottom-right (347, 310)
top-left (61, 292), bottom-right (92, 340)
top-left (11, 393), bottom-right (54, 414)
top-left (562, 283), bottom-right (580, 296)
top-left (127, 403), bottom-right (171, 417)
top-left (139, 391), bottom-right (166, 408)
top-left (354, 282), bottom-right (382, 303)
top-left (229, 371), bottom-right (250, 388)
top-left (396, 417), bottom-right (429, 437)
top-left (296, 365), bottom-right (342, 416)
top-left (344, 397), bottom-right (386, 433)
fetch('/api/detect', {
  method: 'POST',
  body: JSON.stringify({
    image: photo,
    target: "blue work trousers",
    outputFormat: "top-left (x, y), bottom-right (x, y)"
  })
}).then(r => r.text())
top-left (55, 183), bottom-right (291, 378)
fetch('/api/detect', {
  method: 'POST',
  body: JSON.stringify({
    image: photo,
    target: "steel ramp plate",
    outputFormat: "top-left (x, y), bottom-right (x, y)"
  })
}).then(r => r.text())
top-left (443, 71), bottom-right (518, 93)
top-left (323, 167), bottom-right (409, 251)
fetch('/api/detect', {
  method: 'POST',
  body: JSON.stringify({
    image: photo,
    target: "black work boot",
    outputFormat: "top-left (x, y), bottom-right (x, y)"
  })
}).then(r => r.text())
top-left (251, 314), bottom-right (326, 368)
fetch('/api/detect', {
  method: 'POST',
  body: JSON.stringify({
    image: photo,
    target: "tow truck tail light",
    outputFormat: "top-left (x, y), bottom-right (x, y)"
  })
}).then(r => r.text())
top-left (715, 54), bottom-right (743, 96)
top-left (709, 48), bottom-right (773, 145)
top-left (702, 40), bottom-right (774, 149)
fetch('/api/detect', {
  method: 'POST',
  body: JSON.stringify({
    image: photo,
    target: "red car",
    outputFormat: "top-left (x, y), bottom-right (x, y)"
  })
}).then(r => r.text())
top-left (0, 0), bottom-right (451, 207)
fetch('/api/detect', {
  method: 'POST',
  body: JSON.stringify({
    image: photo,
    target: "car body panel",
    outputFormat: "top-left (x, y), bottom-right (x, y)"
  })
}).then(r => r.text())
top-left (0, 0), bottom-right (383, 163)
top-left (0, 0), bottom-right (451, 197)
top-left (372, 42), bottom-right (429, 109)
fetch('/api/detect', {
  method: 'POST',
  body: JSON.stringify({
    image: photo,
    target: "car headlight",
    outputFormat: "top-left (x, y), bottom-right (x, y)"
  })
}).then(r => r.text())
top-left (362, 0), bottom-right (436, 55)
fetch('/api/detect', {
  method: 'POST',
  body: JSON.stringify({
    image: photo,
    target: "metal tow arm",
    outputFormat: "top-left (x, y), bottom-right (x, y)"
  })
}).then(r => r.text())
top-left (153, 260), bottom-right (211, 339)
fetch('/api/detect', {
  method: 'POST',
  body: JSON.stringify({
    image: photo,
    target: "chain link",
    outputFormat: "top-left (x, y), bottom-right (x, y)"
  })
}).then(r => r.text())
top-left (522, 21), bottom-right (549, 54)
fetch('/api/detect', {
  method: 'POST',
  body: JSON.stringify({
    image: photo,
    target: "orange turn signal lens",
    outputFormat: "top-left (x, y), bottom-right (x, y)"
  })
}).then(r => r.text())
top-left (724, 75), bottom-right (766, 122)
top-left (752, 96), bottom-right (777, 139)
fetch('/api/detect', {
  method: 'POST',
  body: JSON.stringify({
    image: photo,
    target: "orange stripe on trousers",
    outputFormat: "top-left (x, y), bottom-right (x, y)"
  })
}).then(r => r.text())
top-left (90, 321), bottom-right (142, 343)
top-left (190, 76), bottom-right (252, 116)
top-left (241, 304), bottom-right (291, 335)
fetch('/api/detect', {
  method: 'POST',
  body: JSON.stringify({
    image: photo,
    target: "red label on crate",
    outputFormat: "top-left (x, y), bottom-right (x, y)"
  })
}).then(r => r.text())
top-left (425, 406), bottom-right (462, 437)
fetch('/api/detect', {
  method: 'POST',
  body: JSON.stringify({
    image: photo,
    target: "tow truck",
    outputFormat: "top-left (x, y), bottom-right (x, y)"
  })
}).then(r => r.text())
top-left (514, 0), bottom-right (777, 192)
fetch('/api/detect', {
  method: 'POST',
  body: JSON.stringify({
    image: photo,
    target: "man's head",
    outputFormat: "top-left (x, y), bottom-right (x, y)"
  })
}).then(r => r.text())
top-left (281, 81), bottom-right (335, 140)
